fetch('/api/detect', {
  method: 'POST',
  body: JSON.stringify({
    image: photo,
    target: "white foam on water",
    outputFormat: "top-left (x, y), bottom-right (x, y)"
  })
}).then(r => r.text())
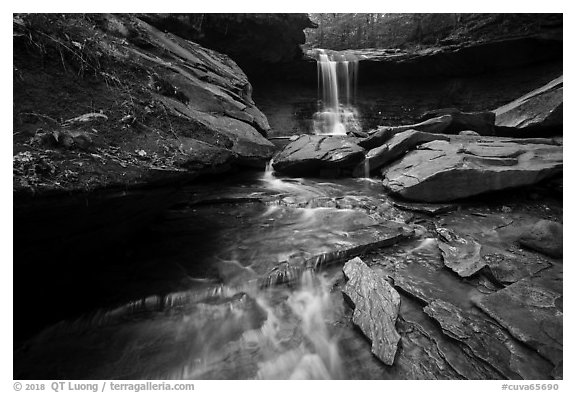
top-left (254, 270), bottom-right (343, 379)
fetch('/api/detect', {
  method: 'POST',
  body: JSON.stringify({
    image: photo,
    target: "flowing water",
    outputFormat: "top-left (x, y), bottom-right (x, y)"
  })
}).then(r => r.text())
top-left (14, 166), bottom-right (406, 379)
top-left (14, 161), bottom-right (560, 380)
top-left (313, 49), bottom-right (362, 135)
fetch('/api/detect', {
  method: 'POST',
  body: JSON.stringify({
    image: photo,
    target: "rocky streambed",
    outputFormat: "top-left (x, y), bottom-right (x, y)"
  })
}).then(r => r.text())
top-left (14, 166), bottom-right (562, 379)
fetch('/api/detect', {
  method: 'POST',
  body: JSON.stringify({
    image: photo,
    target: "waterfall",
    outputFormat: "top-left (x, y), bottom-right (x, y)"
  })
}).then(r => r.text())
top-left (364, 159), bottom-right (370, 178)
top-left (313, 49), bottom-right (361, 136)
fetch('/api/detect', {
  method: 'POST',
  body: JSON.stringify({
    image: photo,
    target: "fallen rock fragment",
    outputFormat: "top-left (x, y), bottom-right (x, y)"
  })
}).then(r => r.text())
top-left (343, 257), bottom-right (401, 365)
top-left (436, 227), bottom-right (486, 277)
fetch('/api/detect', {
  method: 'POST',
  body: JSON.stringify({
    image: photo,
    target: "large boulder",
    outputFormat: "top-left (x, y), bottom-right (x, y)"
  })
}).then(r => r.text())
top-left (382, 138), bottom-right (563, 202)
top-left (343, 257), bottom-right (401, 366)
top-left (518, 220), bottom-right (563, 258)
top-left (493, 76), bottom-right (563, 137)
top-left (127, 17), bottom-right (276, 168)
top-left (272, 135), bottom-right (365, 177)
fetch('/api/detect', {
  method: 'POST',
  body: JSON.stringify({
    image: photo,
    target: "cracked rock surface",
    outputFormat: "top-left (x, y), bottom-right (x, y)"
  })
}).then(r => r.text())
top-left (382, 138), bottom-right (562, 202)
top-left (343, 257), bottom-right (401, 365)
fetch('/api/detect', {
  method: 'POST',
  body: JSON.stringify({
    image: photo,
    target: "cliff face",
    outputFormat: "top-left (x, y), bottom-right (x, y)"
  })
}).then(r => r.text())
top-left (140, 13), bottom-right (315, 80)
top-left (13, 13), bottom-right (275, 198)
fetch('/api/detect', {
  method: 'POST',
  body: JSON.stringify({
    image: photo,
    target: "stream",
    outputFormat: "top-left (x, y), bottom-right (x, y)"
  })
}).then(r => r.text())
top-left (13, 164), bottom-right (561, 380)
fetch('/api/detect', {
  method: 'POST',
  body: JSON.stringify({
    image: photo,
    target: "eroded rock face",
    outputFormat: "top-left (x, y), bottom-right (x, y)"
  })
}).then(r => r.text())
top-left (127, 17), bottom-right (276, 168)
top-left (272, 135), bottom-right (365, 177)
top-left (382, 139), bottom-right (563, 202)
top-left (494, 76), bottom-right (563, 136)
top-left (518, 220), bottom-right (563, 258)
top-left (343, 257), bottom-right (401, 365)
top-left (473, 266), bottom-right (563, 376)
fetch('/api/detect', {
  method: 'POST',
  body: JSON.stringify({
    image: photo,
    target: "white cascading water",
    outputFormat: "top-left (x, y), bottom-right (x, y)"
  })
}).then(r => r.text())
top-left (254, 270), bottom-right (343, 379)
top-left (313, 49), bottom-right (361, 136)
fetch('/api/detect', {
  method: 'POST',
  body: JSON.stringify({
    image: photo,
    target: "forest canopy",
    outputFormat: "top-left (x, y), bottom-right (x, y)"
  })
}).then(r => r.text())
top-left (304, 13), bottom-right (562, 50)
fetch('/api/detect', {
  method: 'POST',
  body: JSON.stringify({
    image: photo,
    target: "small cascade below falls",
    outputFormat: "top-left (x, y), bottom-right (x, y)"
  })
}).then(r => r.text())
top-left (313, 49), bottom-right (362, 136)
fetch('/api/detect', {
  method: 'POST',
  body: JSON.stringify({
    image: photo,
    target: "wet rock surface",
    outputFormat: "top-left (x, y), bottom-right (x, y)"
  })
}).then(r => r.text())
top-left (342, 257), bottom-right (401, 365)
top-left (424, 299), bottom-right (553, 379)
top-left (382, 138), bottom-right (562, 202)
top-left (272, 135), bottom-right (365, 177)
top-left (360, 185), bottom-right (562, 379)
top-left (474, 267), bottom-right (563, 372)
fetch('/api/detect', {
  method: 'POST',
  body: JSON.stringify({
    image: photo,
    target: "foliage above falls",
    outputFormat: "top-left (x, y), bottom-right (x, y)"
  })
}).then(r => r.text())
top-left (305, 13), bottom-right (562, 50)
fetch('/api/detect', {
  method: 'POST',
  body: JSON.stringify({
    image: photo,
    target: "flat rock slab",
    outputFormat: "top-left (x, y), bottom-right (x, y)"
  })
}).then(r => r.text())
top-left (391, 200), bottom-right (457, 215)
top-left (424, 299), bottom-right (553, 379)
top-left (473, 267), bottom-right (563, 372)
top-left (382, 139), bottom-right (563, 202)
top-left (436, 227), bottom-right (486, 277)
top-left (272, 135), bottom-right (365, 177)
top-left (343, 257), bottom-right (401, 365)
top-left (263, 216), bottom-right (413, 286)
top-left (494, 76), bottom-right (563, 136)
